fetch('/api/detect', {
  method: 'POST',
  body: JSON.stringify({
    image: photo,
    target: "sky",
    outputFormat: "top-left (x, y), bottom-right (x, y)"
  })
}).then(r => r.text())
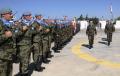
top-left (0, 0), bottom-right (120, 19)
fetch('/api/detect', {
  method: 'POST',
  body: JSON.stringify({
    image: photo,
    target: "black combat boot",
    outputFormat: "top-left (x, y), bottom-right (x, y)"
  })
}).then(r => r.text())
top-left (108, 42), bottom-right (110, 46)
top-left (46, 51), bottom-right (54, 58)
top-left (35, 65), bottom-right (45, 72)
top-left (89, 45), bottom-right (93, 49)
top-left (35, 56), bottom-right (45, 71)
top-left (54, 49), bottom-right (60, 53)
top-left (14, 72), bottom-right (29, 76)
top-left (42, 55), bottom-right (50, 64)
top-left (52, 47), bottom-right (60, 53)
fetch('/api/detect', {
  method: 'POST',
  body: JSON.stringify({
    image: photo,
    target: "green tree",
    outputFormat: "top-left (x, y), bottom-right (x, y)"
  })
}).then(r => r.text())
top-left (85, 14), bottom-right (89, 20)
top-left (89, 17), bottom-right (99, 25)
top-left (78, 14), bottom-right (84, 20)
top-left (116, 16), bottom-right (120, 20)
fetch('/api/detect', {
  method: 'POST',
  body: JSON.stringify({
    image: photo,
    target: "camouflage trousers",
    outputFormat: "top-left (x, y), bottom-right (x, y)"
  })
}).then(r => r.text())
top-left (88, 35), bottom-right (94, 46)
top-left (18, 45), bottom-right (31, 74)
top-left (54, 35), bottom-right (61, 49)
top-left (0, 60), bottom-right (12, 76)
top-left (107, 33), bottom-right (112, 42)
top-left (48, 35), bottom-right (52, 51)
top-left (42, 36), bottom-right (49, 57)
top-left (32, 42), bottom-right (43, 68)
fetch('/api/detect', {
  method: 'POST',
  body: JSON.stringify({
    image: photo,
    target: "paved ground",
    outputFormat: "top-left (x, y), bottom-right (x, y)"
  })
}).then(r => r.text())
top-left (13, 29), bottom-right (120, 76)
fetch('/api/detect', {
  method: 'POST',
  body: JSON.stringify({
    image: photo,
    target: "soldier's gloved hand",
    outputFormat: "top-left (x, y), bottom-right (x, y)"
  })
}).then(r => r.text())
top-left (5, 31), bottom-right (12, 38)
top-left (23, 26), bottom-right (28, 31)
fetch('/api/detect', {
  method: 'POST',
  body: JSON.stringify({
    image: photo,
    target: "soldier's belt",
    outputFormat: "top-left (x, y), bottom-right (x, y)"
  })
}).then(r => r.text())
top-left (23, 37), bottom-right (31, 40)
top-left (0, 44), bottom-right (13, 49)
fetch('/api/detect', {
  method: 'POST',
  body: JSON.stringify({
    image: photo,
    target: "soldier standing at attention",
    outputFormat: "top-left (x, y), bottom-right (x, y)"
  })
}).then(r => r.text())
top-left (16, 12), bottom-right (34, 76)
top-left (86, 21), bottom-right (97, 49)
top-left (104, 20), bottom-right (115, 46)
top-left (0, 8), bottom-right (17, 76)
top-left (34, 14), bottom-right (51, 64)
top-left (31, 13), bottom-right (46, 71)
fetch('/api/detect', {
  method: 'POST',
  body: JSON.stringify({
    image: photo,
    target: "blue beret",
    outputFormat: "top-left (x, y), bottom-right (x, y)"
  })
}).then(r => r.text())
top-left (0, 8), bottom-right (12, 15)
top-left (22, 12), bottom-right (31, 16)
top-left (35, 13), bottom-right (42, 16)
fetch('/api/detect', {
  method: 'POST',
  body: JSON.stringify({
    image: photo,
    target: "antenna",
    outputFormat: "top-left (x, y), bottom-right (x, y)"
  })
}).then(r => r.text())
top-left (109, 2), bottom-right (114, 21)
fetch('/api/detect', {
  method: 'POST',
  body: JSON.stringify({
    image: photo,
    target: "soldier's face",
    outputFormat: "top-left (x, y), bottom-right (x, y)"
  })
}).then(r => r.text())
top-left (36, 16), bottom-right (43, 20)
top-left (2, 13), bottom-right (13, 20)
top-left (24, 15), bottom-right (32, 20)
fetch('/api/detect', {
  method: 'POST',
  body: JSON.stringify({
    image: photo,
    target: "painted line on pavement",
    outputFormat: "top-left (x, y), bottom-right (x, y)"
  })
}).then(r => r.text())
top-left (71, 42), bottom-right (120, 68)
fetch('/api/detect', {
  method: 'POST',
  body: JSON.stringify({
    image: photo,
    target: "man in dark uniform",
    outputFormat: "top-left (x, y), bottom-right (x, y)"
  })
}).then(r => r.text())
top-left (86, 21), bottom-right (97, 49)
top-left (104, 20), bottom-right (115, 46)
top-left (0, 8), bottom-right (17, 76)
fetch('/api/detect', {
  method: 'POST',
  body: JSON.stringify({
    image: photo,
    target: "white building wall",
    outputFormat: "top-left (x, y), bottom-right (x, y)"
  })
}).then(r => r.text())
top-left (115, 20), bottom-right (120, 29)
top-left (78, 20), bottom-right (120, 30)
top-left (78, 20), bottom-right (88, 29)
top-left (99, 21), bottom-right (106, 29)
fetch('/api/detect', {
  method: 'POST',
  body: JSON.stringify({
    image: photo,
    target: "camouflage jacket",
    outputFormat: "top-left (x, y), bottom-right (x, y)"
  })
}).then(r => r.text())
top-left (16, 21), bottom-right (37, 46)
top-left (86, 25), bottom-right (97, 36)
top-left (0, 20), bottom-right (17, 61)
top-left (105, 24), bottom-right (115, 34)
top-left (32, 21), bottom-right (43, 43)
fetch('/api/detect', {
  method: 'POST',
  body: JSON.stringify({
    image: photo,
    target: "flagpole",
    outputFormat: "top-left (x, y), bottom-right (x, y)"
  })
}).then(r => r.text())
top-left (110, 3), bottom-right (114, 21)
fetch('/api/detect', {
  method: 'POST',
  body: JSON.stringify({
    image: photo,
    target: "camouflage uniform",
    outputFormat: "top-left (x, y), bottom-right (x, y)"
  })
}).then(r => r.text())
top-left (53, 18), bottom-right (73, 52)
top-left (52, 20), bottom-right (62, 53)
top-left (0, 18), bottom-right (16, 76)
top-left (104, 21), bottom-right (115, 46)
top-left (31, 20), bottom-right (44, 71)
top-left (86, 21), bottom-right (97, 49)
top-left (0, 8), bottom-right (18, 76)
top-left (44, 23), bottom-right (54, 58)
top-left (35, 17), bottom-right (50, 63)
top-left (41, 23), bottom-right (51, 63)
top-left (16, 12), bottom-right (34, 75)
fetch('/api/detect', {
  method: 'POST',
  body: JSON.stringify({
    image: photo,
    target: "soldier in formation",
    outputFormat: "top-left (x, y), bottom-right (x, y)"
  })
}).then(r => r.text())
top-left (0, 8), bottom-right (19, 76)
top-left (0, 8), bottom-right (76, 76)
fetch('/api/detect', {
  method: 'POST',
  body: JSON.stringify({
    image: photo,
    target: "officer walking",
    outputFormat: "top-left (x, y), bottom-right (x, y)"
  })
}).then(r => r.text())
top-left (86, 21), bottom-right (97, 49)
top-left (104, 20), bottom-right (115, 46)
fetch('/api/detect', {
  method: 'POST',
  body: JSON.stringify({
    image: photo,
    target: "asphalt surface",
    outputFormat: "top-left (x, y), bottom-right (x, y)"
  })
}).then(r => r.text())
top-left (13, 29), bottom-right (120, 76)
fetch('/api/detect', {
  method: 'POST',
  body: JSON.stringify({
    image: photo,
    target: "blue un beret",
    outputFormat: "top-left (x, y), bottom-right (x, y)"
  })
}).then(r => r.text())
top-left (0, 8), bottom-right (12, 15)
top-left (22, 12), bottom-right (31, 16)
